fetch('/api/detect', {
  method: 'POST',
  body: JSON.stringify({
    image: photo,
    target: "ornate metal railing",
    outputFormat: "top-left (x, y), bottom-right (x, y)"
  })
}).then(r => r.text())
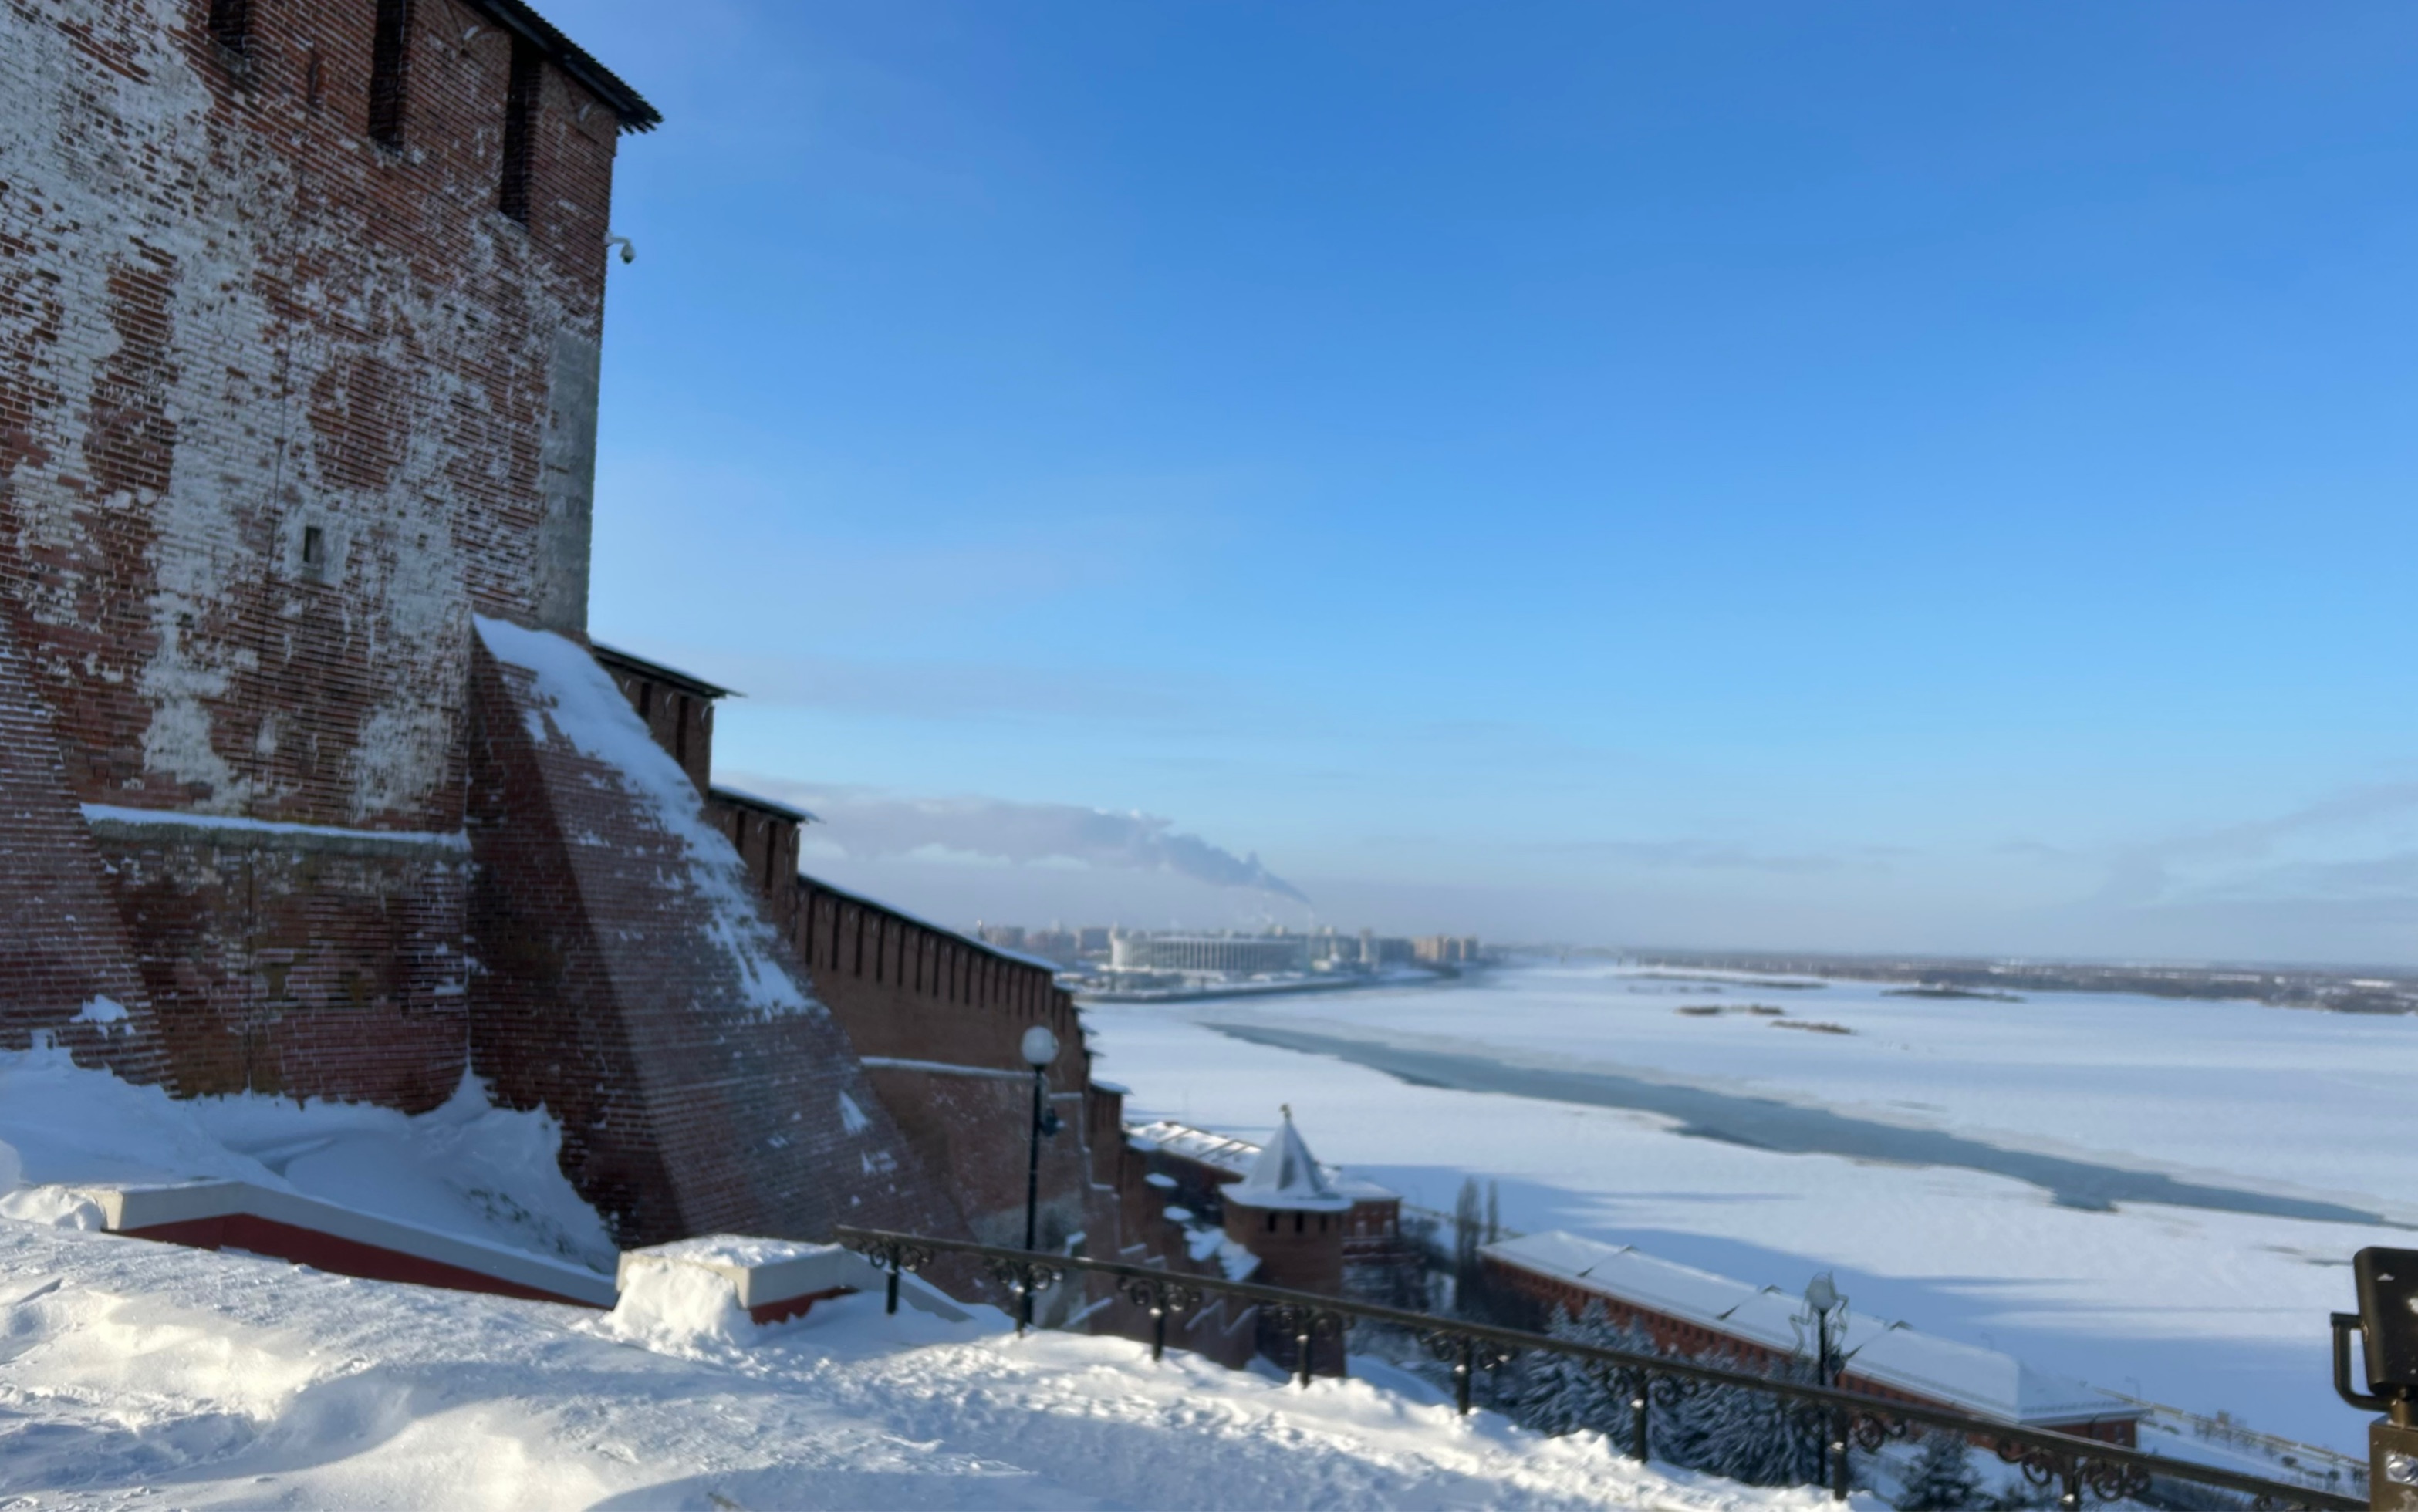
top-left (836, 1225), bottom-right (2359, 1512)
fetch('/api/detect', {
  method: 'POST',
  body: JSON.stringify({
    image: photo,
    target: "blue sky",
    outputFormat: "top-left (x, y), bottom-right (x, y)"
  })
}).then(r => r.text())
top-left (566, 1), bottom-right (2418, 964)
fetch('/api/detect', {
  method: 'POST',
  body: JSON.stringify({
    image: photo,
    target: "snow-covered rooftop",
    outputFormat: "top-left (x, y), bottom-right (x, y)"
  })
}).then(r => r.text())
top-left (1125, 1118), bottom-right (1396, 1202)
top-left (1224, 1109), bottom-right (1354, 1213)
top-left (1486, 1230), bottom-right (2136, 1427)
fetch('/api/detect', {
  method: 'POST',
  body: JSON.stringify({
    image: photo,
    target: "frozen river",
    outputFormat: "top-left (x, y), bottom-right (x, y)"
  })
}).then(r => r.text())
top-left (1079, 960), bottom-right (2418, 1453)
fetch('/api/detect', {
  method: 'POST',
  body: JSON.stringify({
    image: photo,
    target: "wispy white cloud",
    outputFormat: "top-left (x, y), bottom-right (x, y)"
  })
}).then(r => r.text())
top-left (728, 775), bottom-right (1310, 903)
top-left (2094, 781), bottom-right (2418, 906)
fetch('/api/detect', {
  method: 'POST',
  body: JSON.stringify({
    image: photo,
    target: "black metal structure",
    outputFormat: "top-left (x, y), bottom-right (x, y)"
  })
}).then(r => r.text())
top-left (2333, 1247), bottom-right (2418, 1512)
top-left (837, 1224), bottom-right (2359, 1512)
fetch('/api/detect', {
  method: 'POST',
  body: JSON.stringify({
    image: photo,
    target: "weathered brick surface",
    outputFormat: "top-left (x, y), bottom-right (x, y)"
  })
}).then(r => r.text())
top-left (0, 611), bottom-right (162, 1077)
top-left (785, 876), bottom-right (1219, 1296)
top-left (89, 816), bottom-right (470, 1102)
top-left (1, 0), bottom-right (619, 832)
top-left (794, 881), bottom-right (1094, 1243)
top-left (0, 0), bottom-right (624, 1100)
top-left (467, 635), bottom-right (969, 1249)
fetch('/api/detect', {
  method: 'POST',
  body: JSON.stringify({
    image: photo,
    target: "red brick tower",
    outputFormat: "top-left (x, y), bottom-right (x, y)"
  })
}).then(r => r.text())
top-left (1222, 1108), bottom-right (1353, 1373)
top-left (1222, 1108), bottom-right (1353, 1294)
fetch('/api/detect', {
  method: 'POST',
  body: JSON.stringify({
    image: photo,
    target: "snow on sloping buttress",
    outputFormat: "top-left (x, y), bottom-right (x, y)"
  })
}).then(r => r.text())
top-left (465, 616), bottom-right (967, 1248)
top-left (0, 1217), bottom-right (1861, 1511)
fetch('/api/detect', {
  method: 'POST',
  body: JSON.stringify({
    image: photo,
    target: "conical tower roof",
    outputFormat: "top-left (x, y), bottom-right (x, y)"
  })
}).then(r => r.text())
top-left (1226, 1107), bottom-right (1353, 1212)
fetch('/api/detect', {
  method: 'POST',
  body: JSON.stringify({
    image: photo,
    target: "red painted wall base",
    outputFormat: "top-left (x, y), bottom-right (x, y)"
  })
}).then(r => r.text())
top-left (125, 1216), bottom-right (607, 1308)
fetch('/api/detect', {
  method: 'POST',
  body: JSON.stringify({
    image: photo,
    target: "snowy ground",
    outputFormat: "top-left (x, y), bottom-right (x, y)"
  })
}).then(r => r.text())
top-left (1081, 961), bottom-right (2414, 1455)
top-left (0, 1045), bottom-right (617, 1274)
top-left (0, 1219), bottom-right (1853, 1510)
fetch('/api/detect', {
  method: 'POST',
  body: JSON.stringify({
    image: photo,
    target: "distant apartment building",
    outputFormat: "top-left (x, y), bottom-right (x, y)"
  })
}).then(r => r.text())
top-left (1413, 935), bottom-right (1482, 964)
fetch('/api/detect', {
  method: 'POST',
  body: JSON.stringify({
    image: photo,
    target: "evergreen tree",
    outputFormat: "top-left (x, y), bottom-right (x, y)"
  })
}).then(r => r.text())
top-left (1649, 1375), bottom-right (1717, 1470)
top-left (1897, 1432), bottom-right (1983, 1511)
top-left (1512, 1303), bottom-right (1654, 1436)
top-left (1679, 1358), bottom-right (1815, 1487)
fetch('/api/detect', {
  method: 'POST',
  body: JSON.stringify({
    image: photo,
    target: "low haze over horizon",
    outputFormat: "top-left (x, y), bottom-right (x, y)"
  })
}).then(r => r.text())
top-left (569, 2), bottom-right (2418, 966)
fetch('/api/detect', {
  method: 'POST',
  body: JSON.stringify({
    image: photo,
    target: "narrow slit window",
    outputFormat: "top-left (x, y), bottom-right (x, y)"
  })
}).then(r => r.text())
top-left (207, 0), bottom-right (251, 54)
top-left (368, 0), bottom-right (414, 148)
top-left (499, 39), bottom-right (542, 222)
top-left (300, 525), bottom-right (326, 578)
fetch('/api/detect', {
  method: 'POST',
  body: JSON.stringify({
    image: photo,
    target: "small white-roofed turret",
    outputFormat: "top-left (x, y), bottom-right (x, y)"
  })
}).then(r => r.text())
top-left (1225, 1105), bottom-right (1353, 1213)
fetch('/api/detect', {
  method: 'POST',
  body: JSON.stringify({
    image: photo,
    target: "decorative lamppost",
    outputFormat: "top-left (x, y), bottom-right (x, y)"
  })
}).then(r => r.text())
top-left (1805, 1272), bottom-right (1847, 1497)
top-left (1805, 1272), bottom-right (1842, 1385)
top-left (1017, 1025), bottom-right (1063, 1333)
top-left (1020, 1025), bottom-right (1062, 1252)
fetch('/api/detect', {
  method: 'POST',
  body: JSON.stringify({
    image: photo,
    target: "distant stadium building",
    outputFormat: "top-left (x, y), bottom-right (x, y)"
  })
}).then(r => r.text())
top-left (1109, 931), bottom-right (1312, 976)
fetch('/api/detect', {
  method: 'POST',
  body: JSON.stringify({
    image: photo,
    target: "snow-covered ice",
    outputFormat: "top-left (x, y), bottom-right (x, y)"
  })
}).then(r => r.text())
top-left (1082, 961), bottom-right (2412, 1453)
top-left (0, 1218), bottom-right (1861, 1510)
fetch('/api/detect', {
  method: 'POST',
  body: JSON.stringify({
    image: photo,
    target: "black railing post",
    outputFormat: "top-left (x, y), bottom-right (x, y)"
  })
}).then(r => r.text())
top-left (1455, 1337), bottom-right (1475, 1416)
top-left (1297, 1319), bottom-right (1315, 1387)
top-left (1629, 1375), bottom-right (1650, 1463)
top-left (851, 1237), bottom-right (931, 1317)
top-left (1117, 1276), bottom-right (1197, 1366)
top-left (1829, 1406), bottom-right (1849, 1500)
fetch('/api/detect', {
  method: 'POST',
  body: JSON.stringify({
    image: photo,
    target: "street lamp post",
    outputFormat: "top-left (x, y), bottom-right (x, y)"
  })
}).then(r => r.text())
top-left (1018, 1025), bottom-right (1062, 1328)
top-left (1805, 1273), bottom-right (1847, 1498)
top-left (1805, 1273), bottom-right (1841, 1385)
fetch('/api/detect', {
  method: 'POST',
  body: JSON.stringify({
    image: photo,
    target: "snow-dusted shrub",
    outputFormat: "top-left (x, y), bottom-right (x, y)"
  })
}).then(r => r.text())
top-left (1896, 1430), bottom-right (1984, 1510)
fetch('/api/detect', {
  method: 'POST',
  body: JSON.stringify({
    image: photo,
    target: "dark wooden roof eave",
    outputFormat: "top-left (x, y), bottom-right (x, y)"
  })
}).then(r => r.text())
top-left (709, 785), bottom-right (818, 826)
top-left (465, 0), bottom-right (664, 132)
top-left (589, 643), bottom-right (735, 700)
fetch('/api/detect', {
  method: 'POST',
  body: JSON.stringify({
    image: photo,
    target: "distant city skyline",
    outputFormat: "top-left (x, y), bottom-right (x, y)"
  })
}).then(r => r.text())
top-left (570, 2), bottom-right (2418, 966)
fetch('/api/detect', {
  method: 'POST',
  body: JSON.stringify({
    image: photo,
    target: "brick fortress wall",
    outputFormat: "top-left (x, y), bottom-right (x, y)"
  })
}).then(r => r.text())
top-left (599, 648), bottom-right (1202, 1290)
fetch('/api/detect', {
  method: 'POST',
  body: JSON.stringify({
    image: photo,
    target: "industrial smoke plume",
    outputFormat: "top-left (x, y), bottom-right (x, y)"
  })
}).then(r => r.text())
top-left (732, 781), bottom-right (1311, 903)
